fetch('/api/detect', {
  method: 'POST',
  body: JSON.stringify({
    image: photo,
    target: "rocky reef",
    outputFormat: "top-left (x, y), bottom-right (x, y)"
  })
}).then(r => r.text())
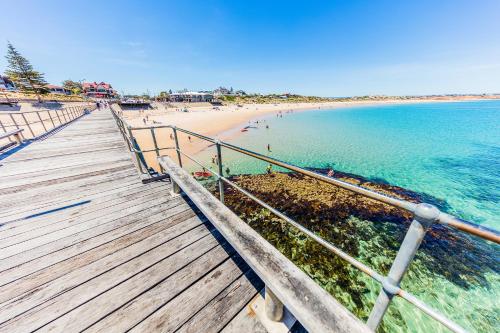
top-left (208, 169), bottom-right (499, 330)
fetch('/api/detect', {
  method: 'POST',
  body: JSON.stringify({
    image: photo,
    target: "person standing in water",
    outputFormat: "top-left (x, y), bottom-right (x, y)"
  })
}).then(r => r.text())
top-left (266, 164), bottom-right (272, 174)
top-left (267, 144), bottom-right (271, 152)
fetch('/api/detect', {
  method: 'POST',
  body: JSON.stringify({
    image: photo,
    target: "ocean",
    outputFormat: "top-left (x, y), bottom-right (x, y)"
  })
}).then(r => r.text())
top-left (194, 100), bottom-right (499, 332)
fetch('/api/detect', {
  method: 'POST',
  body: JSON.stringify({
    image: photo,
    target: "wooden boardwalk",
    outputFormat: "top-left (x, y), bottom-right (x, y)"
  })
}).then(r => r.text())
top-left (0, 110), bottom-right (266, 332)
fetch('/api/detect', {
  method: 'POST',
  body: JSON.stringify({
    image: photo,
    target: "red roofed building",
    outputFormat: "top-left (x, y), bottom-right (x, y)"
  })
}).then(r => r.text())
top-left (82, 82), bottom-right (117, 99)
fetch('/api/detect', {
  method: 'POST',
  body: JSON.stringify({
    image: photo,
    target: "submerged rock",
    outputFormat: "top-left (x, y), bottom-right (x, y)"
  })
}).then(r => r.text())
top-left (208, 169), bottom-right (499, 328)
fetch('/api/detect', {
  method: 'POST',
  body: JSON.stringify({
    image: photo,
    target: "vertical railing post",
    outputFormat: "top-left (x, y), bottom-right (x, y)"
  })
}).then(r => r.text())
top-left (121, 118), bottom-right (132, 151)
top-left (54, 109), bottom-right (63, 125)
top-left (47, 110), bottom-right (56, 128)
top-left (61, 109), bottom-right (69, 123)
top-left (36, 111), bottom-right (48, 133)
top-left (21, 113), bottom-right (35, 138)
top-left (215, 139), bottom-right (224, 203)
top-left (367, 203), bottom-right (440, 330)
top-left (0, 120), bottom-right (12, 143)
top-left (265, 286), bottom-right (284, 321)
top-left (150, 128), bottom-right (163, 172)
top-left (172, 126), bottom-right (183, 168)
top-left (127, 125), bottom-right (144, 173)
top-left (9, 114), bottom-right (19, 130)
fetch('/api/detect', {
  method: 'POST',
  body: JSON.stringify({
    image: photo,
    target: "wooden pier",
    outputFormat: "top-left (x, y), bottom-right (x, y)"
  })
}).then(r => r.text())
top-left (0, 110), bottom-right (268, 332)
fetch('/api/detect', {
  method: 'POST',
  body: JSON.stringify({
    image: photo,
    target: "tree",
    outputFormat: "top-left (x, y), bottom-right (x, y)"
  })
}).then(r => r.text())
top-left (158, 91), bottom-right (170, 101)
top-left (62, 80), bottom-right (83, 95)
top-left (4, 42), bottom-right (48, 102)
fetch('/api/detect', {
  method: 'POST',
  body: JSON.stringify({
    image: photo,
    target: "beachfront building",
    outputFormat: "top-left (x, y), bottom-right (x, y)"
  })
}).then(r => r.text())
top-left (169, 91), bottom-right (213, 103)
top-left (82, 81), bottom-right (118, 99)
top-left (0, 76), bottom-right (16, 91)
top-left (46, 84), bottom-right (71, 95)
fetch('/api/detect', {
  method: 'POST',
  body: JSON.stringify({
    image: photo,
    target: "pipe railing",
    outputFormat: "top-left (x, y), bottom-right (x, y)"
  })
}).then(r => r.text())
top-left (0, 104), bottom-right (94, 141)
top-left (111, 108), bottom-right (499, 333)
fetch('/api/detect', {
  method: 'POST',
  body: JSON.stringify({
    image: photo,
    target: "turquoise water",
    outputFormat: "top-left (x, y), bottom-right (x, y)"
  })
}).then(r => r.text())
top-left (202, 100), bottom-right (500, 229)
top-left (193, 100), bottom-right (500, 332)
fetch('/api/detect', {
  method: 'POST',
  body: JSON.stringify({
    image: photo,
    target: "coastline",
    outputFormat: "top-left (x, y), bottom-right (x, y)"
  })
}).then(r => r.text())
top-left (122, 97), bottom-right (498, 169)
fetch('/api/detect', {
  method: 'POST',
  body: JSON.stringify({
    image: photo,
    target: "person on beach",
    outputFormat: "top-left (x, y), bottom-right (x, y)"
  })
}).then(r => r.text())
top-left (212, 156), bottom-right (216, 164)
top-left (188, 135), bottom-right (192, 142)
top-left (327, 169), bottom-right (334, 177)
top-left (143, 118), bottom-right (146, 125)
top-left (170, 133), bottom-right (173, 140)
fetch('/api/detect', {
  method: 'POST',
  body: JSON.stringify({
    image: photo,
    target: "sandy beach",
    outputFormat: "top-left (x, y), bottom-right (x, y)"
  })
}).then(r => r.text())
top-left (119, 96), bottom-right (498, 170)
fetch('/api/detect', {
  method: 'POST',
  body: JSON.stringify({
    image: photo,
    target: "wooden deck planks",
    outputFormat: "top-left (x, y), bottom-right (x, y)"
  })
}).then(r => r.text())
top-left (0, 109), bottom-right (263, 333)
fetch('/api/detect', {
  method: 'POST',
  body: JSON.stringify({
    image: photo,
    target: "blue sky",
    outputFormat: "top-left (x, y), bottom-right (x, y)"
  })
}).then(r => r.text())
top-left (1, 0), bottom-right (499, 96)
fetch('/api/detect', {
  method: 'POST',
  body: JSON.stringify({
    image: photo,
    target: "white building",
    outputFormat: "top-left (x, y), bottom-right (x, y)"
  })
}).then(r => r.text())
top-left (170, 91), bottom-right (213, 103)
top-left (46, 84), bottom-right (71, 95)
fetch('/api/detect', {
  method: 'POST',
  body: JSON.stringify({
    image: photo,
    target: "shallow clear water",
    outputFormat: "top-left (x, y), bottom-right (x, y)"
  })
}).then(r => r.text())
top-left (201, 100), bottom-right (500, 229)
top-left (194, 100), bottom-right (500, 332)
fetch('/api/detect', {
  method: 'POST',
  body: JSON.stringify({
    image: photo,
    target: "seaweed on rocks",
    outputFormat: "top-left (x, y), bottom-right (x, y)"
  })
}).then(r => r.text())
top-left (207, 168), bottom-right (499, 326)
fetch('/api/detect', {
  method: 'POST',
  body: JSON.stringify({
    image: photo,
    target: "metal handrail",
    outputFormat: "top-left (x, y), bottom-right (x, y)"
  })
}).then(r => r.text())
top-left (0, 104), bottom-right (94, 140)
top-left (110, 107), bottom-right (499, 333)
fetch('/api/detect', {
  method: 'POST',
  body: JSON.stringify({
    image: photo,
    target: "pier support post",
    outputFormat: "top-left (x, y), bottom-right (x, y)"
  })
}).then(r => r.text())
top-left (265, 286), bottom-right (284, 322)
top-left (367, 203), bottom-right (440, 330)
top-left (127, 126), bottom-right (144, 174)
top-left (215, 140), bottom-right (224, 203)
top-left (172, 126), bottom-right (183, 168)
top-left (171, 179), bottom-right (182, 196)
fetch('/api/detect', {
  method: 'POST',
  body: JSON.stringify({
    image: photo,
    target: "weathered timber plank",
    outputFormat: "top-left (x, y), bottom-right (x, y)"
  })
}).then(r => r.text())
top-left (220, 297), bottom-right (267, 333)
top-left (159, 156), bottom-right (371, 333)
top-left (0, 193), bottom-right (181, 259)
top-left (0, 209), bottom-right (199, 303)
top-left (129, 255), bottom-right (248, 333)
top-left (177, 270), bottom-right (263, 333)
top-left (0, 184), bottom-right (167, 245)
top-left (0, 170), bottom-right (140, 217)
top-left (0, 227), bottom-right (217, 331)
top-left (40, 231), bottom-right (231, 333)
top-left (0, 180), bottom-right (157, 228)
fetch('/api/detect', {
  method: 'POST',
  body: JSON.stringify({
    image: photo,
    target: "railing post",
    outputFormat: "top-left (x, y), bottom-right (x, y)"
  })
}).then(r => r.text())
top-left (215, 139), bottom-right (224, 203)
top-left (150, 128), bottom-right (163, 172)
top-left (47, 110), bottom-right (56, 128)
top-left (265, 286), bottom-right (284, 321)
top-left (36, 111), bottom-right (48, 132)
top-left (127, 125), bottom-right (144, 173)
top-left (121, 119), bottom-right (132, 151)
top-left (61, 109), bottom-right (69, 123)
top-left (21, 113), bottom-right (35, 137)
top-left (0, 120), bottom-right (12, 143)
top-left (55, 109), bottom-right (63, 125)
top-left (171, 179), bottom-right (182, 196)
top-left (9, 114), bottom-right (19, 130)
top-left (172, 126), bottom-right (183, 168)
top-left (367, 203), bottom-right (440, 330)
